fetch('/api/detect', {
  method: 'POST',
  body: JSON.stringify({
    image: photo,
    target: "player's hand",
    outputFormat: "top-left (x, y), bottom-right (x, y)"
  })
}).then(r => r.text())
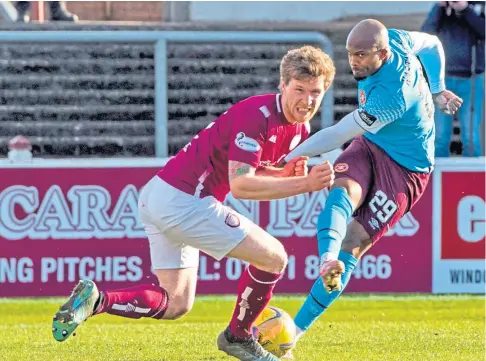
top-left (433, 90), bottom-right (463, 115)
top-left (282, 156), bottom-right (309, 177)
top-left (448, 1), bottom-right (468, 11)
top-left (306, 160), bottom-right (334, 191)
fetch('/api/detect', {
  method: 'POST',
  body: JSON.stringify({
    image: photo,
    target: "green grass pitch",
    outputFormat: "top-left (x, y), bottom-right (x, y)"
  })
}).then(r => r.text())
top-left (0, 294), bottom-right (483, 361)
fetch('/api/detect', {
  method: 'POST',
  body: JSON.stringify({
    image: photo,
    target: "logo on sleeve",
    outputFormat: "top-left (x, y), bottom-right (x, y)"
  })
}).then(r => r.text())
top-left (289, 134), bottom-right (302, 151)
top-left (334, 163), bottom-right (349, 172)
top-left (235, 132), bottom-right (261, 152)
top-left (358, 110), bottom-right (377, 126)
top-left (225, 213), bottom-right (241, 228)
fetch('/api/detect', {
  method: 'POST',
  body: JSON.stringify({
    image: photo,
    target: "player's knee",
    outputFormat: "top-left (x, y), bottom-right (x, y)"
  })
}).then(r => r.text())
top-left (267, 246), bottom-right (288, 274)
top-left (332, 179), bottom-right (363, 207)
top-left (275, 251), bottom-right (288, 274)
top-left (341, 237), bottom-right (360, 254)
top-left (165, 302), bottom-right (193, 320)
top-left (168, 307), bottom-right (191, 320)
top-left (164, 296), bottom-right (194, 320)
top-left (342, 237), bottom-right (373, 259)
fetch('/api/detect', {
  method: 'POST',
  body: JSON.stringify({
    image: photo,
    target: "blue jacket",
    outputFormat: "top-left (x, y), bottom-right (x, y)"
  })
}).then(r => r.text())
top-left (421, 2), bottom-right (485, 76)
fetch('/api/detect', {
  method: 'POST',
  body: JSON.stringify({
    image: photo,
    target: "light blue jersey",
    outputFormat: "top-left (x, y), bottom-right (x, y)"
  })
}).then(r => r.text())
top-left (355, 29), bottom-right (436, 172)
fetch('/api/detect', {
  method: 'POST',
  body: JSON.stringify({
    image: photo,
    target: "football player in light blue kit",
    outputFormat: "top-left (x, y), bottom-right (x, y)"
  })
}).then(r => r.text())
top-left (283, 19), bottom-right (463, 348)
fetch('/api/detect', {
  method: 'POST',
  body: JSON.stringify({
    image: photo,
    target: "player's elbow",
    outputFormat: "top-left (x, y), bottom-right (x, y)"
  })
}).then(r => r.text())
top-left (229, 182), bottom-right (246, 199)
top-left (230, 188), bottom-right (245, 199)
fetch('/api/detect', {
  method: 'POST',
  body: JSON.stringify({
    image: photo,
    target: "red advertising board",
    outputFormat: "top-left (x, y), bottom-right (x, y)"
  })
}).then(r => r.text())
top-left (441, 172), bottom-right (485, 260)
top-left (432, 163), bottom-right (486, 294)
top-left (0, 161), bottom-right (434, 297)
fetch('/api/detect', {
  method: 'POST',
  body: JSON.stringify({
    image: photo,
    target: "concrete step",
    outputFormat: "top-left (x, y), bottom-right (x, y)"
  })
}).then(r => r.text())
top-left (334, 104), bottom-right (356, 113)
top-left (0, 104), bottom-right (154, 121)
top-left (334, 74), bottom-right (356, 88)
top-left (0, 120), bottom-right (154, 137)
top-left (0, 43), bottom-right (308, 61)
top-left (168, 73), bottom-right (356, 93)
top-left (168, 118), bottom-right (213, 136)
top-left (0, 58), bottom-right (154, 75)
top-left (333, 44), bottom-right (348, 58)
top-left (0, 43), bottom-right (153, 60)
top-left (169, 87), bottom-right (356, 104)
top-left (0, 134), bottom-right (153, 151)
top-left (169, 88), bottom-right (270, 105)
top-left (168, 58), bottom-right (280, 74)
top-left (168, 73), bottom-right (277, 89)
top-left (0, 74), bottom-right (154, 90)
top-left (334, 58), bottom-right (355, 72)
top-left (1, 89), bottom-right (154, 106)
top-left (168, 103), bottom-right (245, 119)
top-left (335, 88), bottom-right (357, 98)
top-left (168, 43), bottom-right (293, 59)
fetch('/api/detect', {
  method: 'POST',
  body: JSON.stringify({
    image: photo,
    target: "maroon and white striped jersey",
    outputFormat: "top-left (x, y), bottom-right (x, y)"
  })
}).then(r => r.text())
top-left (158, 93), bottom-right (310, 202)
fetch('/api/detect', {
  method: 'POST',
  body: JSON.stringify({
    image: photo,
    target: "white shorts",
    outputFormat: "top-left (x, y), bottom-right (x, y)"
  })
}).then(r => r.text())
top-left (138, 176), bottom-right (252, 269)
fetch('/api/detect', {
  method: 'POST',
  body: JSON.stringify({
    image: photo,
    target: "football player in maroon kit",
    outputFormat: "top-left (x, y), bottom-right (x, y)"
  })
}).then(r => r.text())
top-left (52, 45), bottom-right (336, 361)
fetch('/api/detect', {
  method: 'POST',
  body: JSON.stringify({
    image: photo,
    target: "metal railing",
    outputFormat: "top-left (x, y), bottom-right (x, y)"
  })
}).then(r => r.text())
top-left (0, 30), bottom-right (333, 157)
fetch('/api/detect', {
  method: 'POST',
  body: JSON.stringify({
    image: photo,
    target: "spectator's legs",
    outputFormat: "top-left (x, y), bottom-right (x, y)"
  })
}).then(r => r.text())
top-left (15, 1), bottom-right (30, 22)
top-left (472, 73), bottom-right (485, 156)
top-left (455, 77), bottom-right (474, 156)
top-left (49, 1), bottom-right (78, 21)
top-left (434, 76), bottom-right (456, 157)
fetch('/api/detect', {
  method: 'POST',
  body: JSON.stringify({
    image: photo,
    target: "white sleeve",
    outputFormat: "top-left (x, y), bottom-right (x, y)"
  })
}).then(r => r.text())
top-left (284, 110), bottom-right (365, 161)
top-left (407, 31), bottom-right (446, 94)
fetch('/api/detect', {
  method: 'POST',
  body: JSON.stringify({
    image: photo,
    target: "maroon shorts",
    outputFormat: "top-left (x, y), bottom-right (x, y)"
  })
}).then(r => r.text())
top-left (334, 136), bottom-right (430, 243)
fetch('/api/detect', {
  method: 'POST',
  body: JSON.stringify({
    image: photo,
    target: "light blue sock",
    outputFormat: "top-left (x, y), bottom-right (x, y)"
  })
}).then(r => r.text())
top-left (294, 251), bottom-right (358, 332)
top-left (317, 187), bottom-right (354, 258)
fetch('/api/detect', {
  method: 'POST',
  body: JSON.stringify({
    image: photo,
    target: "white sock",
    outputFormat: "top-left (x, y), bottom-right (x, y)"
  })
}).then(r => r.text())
top-left (295, 325), bottom-right (305, 342)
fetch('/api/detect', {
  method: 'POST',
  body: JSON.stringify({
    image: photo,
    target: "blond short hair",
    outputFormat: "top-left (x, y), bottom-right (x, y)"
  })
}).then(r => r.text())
top-left (280, 45), bottom-right (335, 91)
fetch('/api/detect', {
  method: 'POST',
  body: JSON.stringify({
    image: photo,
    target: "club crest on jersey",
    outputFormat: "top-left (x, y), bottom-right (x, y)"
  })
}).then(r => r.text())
top-left (359, 90), bottom-right (366, 106)
top-left (334, 163), bottom-right (349, 173)
top-left (225, 213), bottom-right (240, 228)
top-left (235, 132), bottom-right (261, 152)
top-left (358, 110), bottom-right (377, 126)
top-left (289, 134), bottom-right (302, 151)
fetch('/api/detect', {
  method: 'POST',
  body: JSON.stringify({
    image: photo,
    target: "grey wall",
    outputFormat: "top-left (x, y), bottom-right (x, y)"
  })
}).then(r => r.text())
top-left (190, 1), bottom-right (434, 22)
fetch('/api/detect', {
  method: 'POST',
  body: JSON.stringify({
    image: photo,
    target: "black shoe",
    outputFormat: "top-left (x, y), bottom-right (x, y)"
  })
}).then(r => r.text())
top-left (49, 1), bottom-right (78, 22)
top-left (15, 1), bottom-right (30, 22)
top-left (217, 326), bottom-right (280, 361)
top-left (16, 13), bottom-right (30, 22)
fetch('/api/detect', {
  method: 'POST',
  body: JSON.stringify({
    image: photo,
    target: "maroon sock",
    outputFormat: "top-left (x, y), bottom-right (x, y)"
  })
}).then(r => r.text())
top-left (96, 283), bottom-right (168, 320)
top-left (229, 265), bottom-right (281, 338)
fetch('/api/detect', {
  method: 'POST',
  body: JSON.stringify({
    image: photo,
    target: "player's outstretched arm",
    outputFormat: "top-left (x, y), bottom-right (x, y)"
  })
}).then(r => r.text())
top-left (228, 160), bottom-right (333, 201)
top-left (284, 110), bottom-right (366, 161)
